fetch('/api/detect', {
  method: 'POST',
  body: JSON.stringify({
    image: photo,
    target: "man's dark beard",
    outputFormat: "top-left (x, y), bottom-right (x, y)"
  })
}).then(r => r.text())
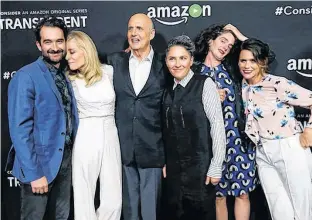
top-left (43, 49), bottom-right (65, 65)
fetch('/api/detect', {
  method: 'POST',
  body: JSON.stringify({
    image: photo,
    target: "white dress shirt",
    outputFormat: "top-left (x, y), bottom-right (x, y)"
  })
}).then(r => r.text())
top-left (129, 47), bottom-right (154, 95)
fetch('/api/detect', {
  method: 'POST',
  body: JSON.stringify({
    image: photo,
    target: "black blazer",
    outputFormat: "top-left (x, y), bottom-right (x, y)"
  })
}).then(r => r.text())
top-left (107, 52), bottom-right (169, 168)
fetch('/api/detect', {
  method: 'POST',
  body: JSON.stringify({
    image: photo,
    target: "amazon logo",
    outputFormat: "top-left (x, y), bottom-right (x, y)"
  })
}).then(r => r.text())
top-left (287, 58), bottom-right (312, 77)
top-left (147, 4), bottom-right (211, 26)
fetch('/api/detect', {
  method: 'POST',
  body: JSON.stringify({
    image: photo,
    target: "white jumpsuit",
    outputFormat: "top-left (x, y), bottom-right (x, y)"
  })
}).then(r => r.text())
top-left (72, 64), bottom-right (122, 220)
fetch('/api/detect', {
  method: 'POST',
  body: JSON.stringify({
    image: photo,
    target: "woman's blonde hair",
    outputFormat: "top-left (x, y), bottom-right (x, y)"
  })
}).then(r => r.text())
top-left (66, 30), bottom-right (102, 86)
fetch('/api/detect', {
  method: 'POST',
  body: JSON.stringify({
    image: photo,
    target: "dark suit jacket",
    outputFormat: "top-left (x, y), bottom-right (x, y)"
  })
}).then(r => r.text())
top-left (107, 52), bottom-right (169, 168)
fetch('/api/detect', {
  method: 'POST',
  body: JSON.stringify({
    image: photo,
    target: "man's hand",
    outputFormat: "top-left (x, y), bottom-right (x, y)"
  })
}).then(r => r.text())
top-left (300, 127), bottom-right (312, 148)
top-left (218, 89), bottom-right (226, 102)
top-left (163, 165), bottom-right (167, 178)
top-left (31, 176), bottom-right (48, 194)
top-left (205, 176), bottom-right (220, 186)
top-left (224, 24), bottom-right (248, 42)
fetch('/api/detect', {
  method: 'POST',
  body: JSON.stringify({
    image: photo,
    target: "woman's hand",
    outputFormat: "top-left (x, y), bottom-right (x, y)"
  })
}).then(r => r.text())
top-left (205, 176), bottom-right (220, 185)
top-left (218, 89), bottom-right (226, 102)
top-left (162, 165), bottom-right (167, 178)
top-left (299, 127), bottom-right (312, 148)
top-left (224, 24), bottom-right (248, 42)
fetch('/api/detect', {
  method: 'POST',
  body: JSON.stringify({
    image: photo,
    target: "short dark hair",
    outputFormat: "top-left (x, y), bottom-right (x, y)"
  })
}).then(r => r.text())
top-left (166, 35), bottom-right (195, 57)
top-left (240, 38), bottom-right (275, 73)
top-left (35, 16), bottom-right (68, 42)
top-left (240, 38), bottom-right (270, 63)
top-left (240, 38), bottom-right (272, 73)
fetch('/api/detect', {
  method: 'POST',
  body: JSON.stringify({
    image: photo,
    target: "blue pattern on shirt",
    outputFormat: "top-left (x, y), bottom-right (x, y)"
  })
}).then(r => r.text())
top-left (201, 63), bottom-right (258, 197)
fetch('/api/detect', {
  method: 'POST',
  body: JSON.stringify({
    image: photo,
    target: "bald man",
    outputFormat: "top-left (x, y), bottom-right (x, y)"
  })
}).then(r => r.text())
top-left (107, 13), bottom-right (169, 220)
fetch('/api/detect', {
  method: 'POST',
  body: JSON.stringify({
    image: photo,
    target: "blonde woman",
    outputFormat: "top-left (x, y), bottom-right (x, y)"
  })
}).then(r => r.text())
top-left (66, 30), bottom-right (122, 220)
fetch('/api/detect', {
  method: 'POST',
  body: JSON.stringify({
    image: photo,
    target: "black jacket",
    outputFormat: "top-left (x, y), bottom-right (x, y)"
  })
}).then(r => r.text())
top-left (107, 52), bottom-right (169, 168)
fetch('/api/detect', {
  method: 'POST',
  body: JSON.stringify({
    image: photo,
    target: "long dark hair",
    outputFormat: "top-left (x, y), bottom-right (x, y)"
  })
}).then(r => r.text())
top-left (193, 24), bottom-right (242, 83)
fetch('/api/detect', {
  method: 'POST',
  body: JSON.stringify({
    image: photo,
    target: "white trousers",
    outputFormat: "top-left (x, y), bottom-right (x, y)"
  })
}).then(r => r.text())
top-left (256, 134), bottom-right (312, 220)
top-left (72, 117), bottom-right (122, 220)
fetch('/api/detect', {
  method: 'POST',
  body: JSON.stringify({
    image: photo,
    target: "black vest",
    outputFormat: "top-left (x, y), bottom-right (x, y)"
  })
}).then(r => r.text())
top-left (162, 74), bottom-right (213, 199)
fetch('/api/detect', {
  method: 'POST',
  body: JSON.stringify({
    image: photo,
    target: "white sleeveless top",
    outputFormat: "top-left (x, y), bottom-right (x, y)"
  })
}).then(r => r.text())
top-left (71, 64), bottom-right (115, 119)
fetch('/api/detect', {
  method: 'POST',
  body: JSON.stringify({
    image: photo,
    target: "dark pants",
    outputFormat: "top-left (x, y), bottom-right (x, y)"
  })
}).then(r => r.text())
top-left (165, 186), bottom-right (216, 220)
top-left (20, 147), bottom-right (72, 220)
top-left (122, 165), bottom-right (162, 220)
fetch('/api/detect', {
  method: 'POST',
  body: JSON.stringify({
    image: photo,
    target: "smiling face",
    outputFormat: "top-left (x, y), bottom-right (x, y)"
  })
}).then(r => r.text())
top-left (66, 39), bottom-right (85, 71)
top-left (208, 32), bottom-right (235, 61)
top-left (36, 26), bottom-right (66, 66)
top-left (238, 49), bottom-right (263, 84)
top-left (127, 14), bottom-right (155, 53)
top-left (166, 45), bottom-right (194, 81)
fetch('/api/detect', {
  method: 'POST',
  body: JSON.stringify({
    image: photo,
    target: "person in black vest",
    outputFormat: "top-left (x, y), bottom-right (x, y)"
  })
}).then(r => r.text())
top-left (106, 13), bottom-right (168, 220)
top-left (162, 35), bottom-right (226, 220)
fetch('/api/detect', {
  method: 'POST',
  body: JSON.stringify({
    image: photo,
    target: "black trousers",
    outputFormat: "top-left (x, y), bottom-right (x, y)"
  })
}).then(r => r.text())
top-left (20, 147), bottom-right (72, 220)
top-left (165, 185), bottom-right (216, 220)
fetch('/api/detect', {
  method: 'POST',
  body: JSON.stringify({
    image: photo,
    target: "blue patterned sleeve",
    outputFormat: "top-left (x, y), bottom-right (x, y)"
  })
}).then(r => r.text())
top-left (218, 71), bottom-right (239, 132)
top-left (276, 77), bottom-right (312, 128)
